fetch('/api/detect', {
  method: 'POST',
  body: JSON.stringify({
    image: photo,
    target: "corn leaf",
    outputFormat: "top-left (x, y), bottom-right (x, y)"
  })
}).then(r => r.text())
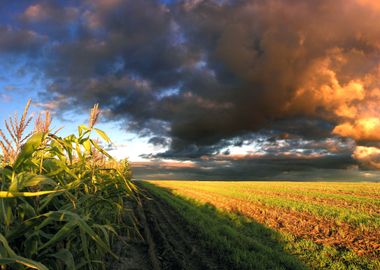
top-left (76, 216), bottom-right (118, 259)
top-left (13, 132), bottom-right (44, 169)
top-left (0, 189), bottom-right (64, 198)
top-left (50, 249), bottom-right (75, 270)
top-left (39, 220), bottom-right (77, 250)
top-left (0, 257), bottom-right (48, 270)
top-left (9, 174), bottom-right (56, 192)
top-left (94, 128), bottom-right (111, 143)
top-left (90, 139), bottom-right (113, 159)
top-left (0, 234), bottom-right (48, 270)
top-left (83, 139), bottom-right (92, 153)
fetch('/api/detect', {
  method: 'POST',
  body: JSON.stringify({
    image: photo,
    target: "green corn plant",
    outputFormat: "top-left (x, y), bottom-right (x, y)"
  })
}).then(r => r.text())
top-left (0, 100), bottom-right (137, 269)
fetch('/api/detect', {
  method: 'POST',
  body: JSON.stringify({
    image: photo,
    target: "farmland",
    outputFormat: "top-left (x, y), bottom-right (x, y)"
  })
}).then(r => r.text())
top-left (139, 180), bottom-right (380, 270)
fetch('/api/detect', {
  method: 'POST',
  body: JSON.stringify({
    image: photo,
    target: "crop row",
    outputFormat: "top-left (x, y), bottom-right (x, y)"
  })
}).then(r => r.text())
top-left (164, 181), bottom-right (380, 201)
top-left (155, 181), bottom-right (380, 228)
top-left (0, 101), bottom-right (136, 269)
top-left (149, 181), bottom-right (380, 256)
top-left (169, 181), bottom-right (380, 198)
top-left (169, 187), bottom-right (380, 256)
top-left (161, 182), bottom-right (380, 214)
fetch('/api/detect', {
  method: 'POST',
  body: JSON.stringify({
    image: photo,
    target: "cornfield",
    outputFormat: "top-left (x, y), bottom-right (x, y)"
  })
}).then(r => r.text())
top-left (0, 100), bottom-right (136, 269)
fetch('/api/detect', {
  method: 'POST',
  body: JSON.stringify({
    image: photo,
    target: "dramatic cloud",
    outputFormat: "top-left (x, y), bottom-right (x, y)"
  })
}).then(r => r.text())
top-left (353, 146), bottom-right (380, 169)
top-left (132, 153), bottom-right (368, 181)
top-left (2, 0), bottom-right (380, 178)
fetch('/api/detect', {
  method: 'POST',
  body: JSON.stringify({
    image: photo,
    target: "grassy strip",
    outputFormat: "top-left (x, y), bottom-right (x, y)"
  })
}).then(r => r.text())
top-left (143, 181), bottom-right (380, 270)
top-left (226, 189), bottom-right (380, 215)
top-left (162, 181), bottom-right (380, 198)
top-left (228, 182), bottom-right (380, 194)
top-left (226, 185), bottom-right (380, 205)
top-left (163, 181), bottom-right (380, 204)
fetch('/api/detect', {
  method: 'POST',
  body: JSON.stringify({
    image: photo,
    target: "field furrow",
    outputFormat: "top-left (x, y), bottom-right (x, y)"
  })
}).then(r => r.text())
top-left (142, 181), bottom-right (380, 270)
top-left (167, 187), bottom-right (380, 258)
top-left (147, 181), bottom-right (380, 263)
top-left (157, 182), bottom-right (380, 228)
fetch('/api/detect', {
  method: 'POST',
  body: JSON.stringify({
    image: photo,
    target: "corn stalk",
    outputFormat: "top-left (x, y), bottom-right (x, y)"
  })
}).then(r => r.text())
top-left (0, 101), bottom-right (136, 269)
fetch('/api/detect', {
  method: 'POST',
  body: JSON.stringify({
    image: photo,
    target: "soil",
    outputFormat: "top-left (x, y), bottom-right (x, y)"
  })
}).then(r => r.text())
top-left (110, 183), bottom-right (221, 270)
top-left (108, 238), bottom-right (151, 270)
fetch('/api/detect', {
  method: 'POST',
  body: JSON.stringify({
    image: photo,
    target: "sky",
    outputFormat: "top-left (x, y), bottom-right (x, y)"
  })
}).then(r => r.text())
top-left (1, 0), bottom-right (380, 180)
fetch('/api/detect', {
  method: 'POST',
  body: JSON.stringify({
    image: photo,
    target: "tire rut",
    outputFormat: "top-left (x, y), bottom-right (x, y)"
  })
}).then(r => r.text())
top-left (138, 185), bottom-right (220, 270)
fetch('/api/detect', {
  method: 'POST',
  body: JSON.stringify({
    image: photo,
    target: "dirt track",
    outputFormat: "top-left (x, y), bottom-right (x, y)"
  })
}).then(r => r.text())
top-left (136, 184), bottom-right (222, 270)
top-left (110, 183), bottom-right (222, 270)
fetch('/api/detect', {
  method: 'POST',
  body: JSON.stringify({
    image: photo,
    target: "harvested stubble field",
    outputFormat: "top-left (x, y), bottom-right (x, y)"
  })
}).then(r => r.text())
top-left (140, 180), bottom-right (380, 270)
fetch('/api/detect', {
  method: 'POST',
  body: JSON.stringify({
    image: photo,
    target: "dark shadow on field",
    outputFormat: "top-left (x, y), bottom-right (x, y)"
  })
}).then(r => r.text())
top-left (139, 181), bottom-right (307, 270)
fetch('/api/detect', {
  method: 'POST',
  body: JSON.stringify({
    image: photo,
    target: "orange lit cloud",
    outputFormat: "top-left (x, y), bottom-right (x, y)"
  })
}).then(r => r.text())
top-left (284, 49), bottom-right (380, 168)
top-left (333, 118), bottom-right (380, 141)
top-left (355, 0), bottom-right (380, 12)
top-left (288, 58), bottom-right (365, 119)
top-left (352, 146), bottom-right (380, 169)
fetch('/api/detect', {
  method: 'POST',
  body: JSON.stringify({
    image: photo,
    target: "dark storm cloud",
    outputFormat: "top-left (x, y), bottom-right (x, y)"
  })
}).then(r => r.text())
top-left (4, 0), bottom-right (380, 176)
top-left (148, 136), bottom-right (170, 147)
top-left (270, 118), bottom-right (334, 140)
top-left (132, 153), bottom-right (368, 180)
top-left (44, 0), bottom-right (187, 86)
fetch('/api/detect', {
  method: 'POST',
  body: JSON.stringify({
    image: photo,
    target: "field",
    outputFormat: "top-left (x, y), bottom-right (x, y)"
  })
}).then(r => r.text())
top-left (139, 180), bottom-right (380, 270)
